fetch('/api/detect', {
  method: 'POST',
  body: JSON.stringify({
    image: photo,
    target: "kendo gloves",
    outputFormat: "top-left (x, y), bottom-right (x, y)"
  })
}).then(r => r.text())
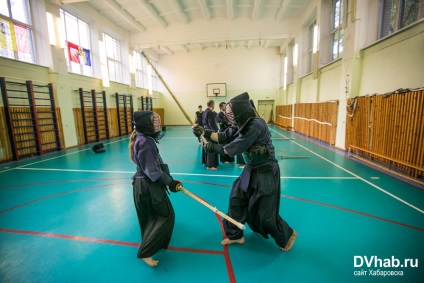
top-left (158, 172), bottom-right (182, 193)
top-left (192, 125), bottom-right (213, 139)
top-left (192, 125), bottom-right (203, 137)
top-left (169, 180), bottom-right (182, 193)
top-left (204, 142), bottom-right (225, 155)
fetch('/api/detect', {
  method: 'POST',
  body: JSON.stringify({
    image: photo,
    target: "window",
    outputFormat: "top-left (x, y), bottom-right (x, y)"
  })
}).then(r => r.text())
top-left (331, 0), bottom-right (344, 61)
top-left (151, 60), bottom-right (158, 92)
top-left (60, 9), bottom-right (92, 76)
top-left (0, 0), bottom-right (35, 63)
top-left (307, 20), bottom-right (316, 74)
top-left (133, 51), bottom-right (145, 88)
top-left (287, 43), bottom-right (294, 84)
top-left (379, 0), bottom-right (424, 38)
top-left (103, 33), bottom-right (122, 83)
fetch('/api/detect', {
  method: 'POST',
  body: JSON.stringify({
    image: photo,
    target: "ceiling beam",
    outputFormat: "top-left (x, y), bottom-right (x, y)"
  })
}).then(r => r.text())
top-left (179, 45), bottom-right (189, 53)
top-left (198, 0), bottom-right (211, 20)
top-left (103, 0), bottom-right (146, 32)
top-left (168, 0), bottom-right (188, 24)
top-left (161, 46), bottom-right (174, 55)
top-left (276, 0), bottom-right (290, 21)
top-left (227, 0), bottom-right (234, 20)
top-left (251, 0), bottom-right (261, 20)
top-left (139, 0), bottom-right (167, 27)
top-left (60, 0), bottom-right (89, 4)
top-left (279, 41), bottom-right (285, 54)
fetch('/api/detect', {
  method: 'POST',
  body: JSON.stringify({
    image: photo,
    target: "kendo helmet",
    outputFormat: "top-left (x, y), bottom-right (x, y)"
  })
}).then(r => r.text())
top-left (92, 143), bottom-right (105, 153)
top-left (225, 92), bottom-right (257, 129)
top-left (133, 110), bottom-right (163, 140)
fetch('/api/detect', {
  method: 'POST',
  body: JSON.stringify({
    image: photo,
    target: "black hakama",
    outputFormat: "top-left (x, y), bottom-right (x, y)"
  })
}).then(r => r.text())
top-left (217, 112), bottom-right (235, 164)
top-left (132, 134), bottom-right (175, 258)
top-left (202, 108), bottom-right (219, 168)
top-left (218, 118), bottom-right (294, 248)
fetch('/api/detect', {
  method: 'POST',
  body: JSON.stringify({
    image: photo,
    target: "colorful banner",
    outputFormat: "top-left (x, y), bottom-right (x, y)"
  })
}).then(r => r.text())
top-left (0, 21), bottom-right (6, 49)
top-left (68, 41), bottom-right (80, 63)
top-left (67, 42), bottom-right (91, 66)
top-left (9, 21), bottom-right (17, 52)
top-left (80, 47), bottom-right (91, 66)
top-left (14, 24), bottom-right (30, 54)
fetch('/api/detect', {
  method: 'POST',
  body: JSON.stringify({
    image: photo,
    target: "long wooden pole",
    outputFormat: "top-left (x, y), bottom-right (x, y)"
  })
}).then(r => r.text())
top-left (141, 51), bottom-right (207, 144)
top-left (177, 185), bottom-right (246, 230)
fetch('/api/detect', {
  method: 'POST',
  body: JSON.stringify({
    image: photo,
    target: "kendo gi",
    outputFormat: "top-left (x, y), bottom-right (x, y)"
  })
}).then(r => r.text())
top-left (216, 110), bottom-right (235, 164)
top-left (195, 109), bottom-right (203, 144)
top-left (202, 92), bottom-right (294, 248)
top-left (131, 111), bottom-right (179, 259)
top-left (202, 107), bottom-right (219, 168)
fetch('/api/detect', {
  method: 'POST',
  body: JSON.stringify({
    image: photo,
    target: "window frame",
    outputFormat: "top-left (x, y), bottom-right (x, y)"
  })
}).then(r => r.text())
top-left (0, 0), bottom-right (35, 63)
top-left (307, 20), bottom-right (316, 74)
top-left (134, 51), bottom-right (145, 88)
top-left (378, 0), bottom-right (424, 39)
top-left (330, 0), bottom-right (344, 62)
top-left (103, 33), bottom-right (122, 83)
top-left (60, 9), bottom-right (92, 76)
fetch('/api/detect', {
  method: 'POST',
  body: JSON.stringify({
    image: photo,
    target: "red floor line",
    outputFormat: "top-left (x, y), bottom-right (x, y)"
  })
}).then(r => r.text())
top-left (0, 178), bottom-right (130, 190)
top-left (215, 213), bottom-right (236, 283)
top-left (168, 246), bottom-right (223, 255)
top-left (186, 192), bottom-right (236, 283)
top-left (0, 228), bottom-right (225, 255)
top-left (0, 183), bottom-right (129, 214)
top-left (282, 194), bottom-right (424, 232)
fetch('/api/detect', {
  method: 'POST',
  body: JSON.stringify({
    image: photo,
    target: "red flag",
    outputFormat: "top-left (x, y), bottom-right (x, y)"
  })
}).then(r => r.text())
top-left (68, 42), bottom-right (80, 64)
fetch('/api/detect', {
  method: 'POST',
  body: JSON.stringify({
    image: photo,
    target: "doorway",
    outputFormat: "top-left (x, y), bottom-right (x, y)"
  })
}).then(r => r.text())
top-left (257, 100), bottom-right (274, 124)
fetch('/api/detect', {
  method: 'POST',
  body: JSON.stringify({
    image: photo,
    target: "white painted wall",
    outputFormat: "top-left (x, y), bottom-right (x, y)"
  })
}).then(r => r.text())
top-left (299, 75), bottom-right (318, 103)
top-left (360, 24), bottom-right (424, 95)
top-left (156, 47), bottom-right (281, 125)
top-left (319, 61), bottom-right (342, 101)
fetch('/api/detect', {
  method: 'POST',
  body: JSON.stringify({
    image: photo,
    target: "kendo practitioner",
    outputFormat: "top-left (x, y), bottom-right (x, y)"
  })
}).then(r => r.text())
top-left (216, 102), bottom-right (234, 164)
top-left (194, 105), bottom-right (203, 145)
top-left (130, 110), bottom-right (182, 267)
top-left (202, 100), bottom-right (219, 170)
top-left (193, 92), bottom-right (297, 251)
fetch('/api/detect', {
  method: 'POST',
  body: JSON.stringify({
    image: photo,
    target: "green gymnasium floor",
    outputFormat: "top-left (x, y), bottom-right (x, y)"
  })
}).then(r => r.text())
top-left (0, 126), bottom-right (423, 283)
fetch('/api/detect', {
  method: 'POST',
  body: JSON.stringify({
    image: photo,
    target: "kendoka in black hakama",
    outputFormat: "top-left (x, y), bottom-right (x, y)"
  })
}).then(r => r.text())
top-left (132, 133), bottom-right (175, 258)
top-left (202, 108), bottom-right (219, 168)
top-left (215, 92), bottom-right (294, 248)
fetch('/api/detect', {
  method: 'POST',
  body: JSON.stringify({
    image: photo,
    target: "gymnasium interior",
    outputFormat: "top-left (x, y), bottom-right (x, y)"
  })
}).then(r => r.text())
top-left (0, 0), bottom-right (423, 282)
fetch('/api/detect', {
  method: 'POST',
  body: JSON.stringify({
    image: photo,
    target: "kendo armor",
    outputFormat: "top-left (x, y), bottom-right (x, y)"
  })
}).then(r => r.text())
top-left (92, 142), bottom-right (106, 153)
top-left (242, 144), bottom-right (271, 164)
top-left (225, 92), bottom-right (257, 129)
top-left (226, 92), bottom-right (271, 164)
top-left (133, 110), bottom-right (164, 141)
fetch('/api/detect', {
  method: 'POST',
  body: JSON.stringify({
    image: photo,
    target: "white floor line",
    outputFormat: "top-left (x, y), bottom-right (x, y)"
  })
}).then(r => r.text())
top-left (0, 139), bottom-right (127, 174)
top-left (17, 167), bottom-right (134, 174)
top-left (282, 176), bottom-right (358, 179)
top-left (269, 127), bottom-right (424, 214)
top-left (16, 167), bottom-right (358, 180)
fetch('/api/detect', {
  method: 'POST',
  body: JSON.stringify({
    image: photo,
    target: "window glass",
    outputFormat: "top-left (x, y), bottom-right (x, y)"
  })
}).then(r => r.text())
top-left (10, 0), bottom-right (31, 24)
top-left (103, 33), bottom-right (122, 82)
top-left (0, 0), bottom-right (10, 17)
top-left (379, 0), bottom-right (423, 38)
top-left (0, 0), bottom-right (34, 62)
top-left (60, 9), bottom-right (92, 76)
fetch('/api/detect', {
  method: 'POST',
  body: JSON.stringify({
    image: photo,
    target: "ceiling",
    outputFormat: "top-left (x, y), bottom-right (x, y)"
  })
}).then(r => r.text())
top-left (63, 0), bottom-right (312, 57)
